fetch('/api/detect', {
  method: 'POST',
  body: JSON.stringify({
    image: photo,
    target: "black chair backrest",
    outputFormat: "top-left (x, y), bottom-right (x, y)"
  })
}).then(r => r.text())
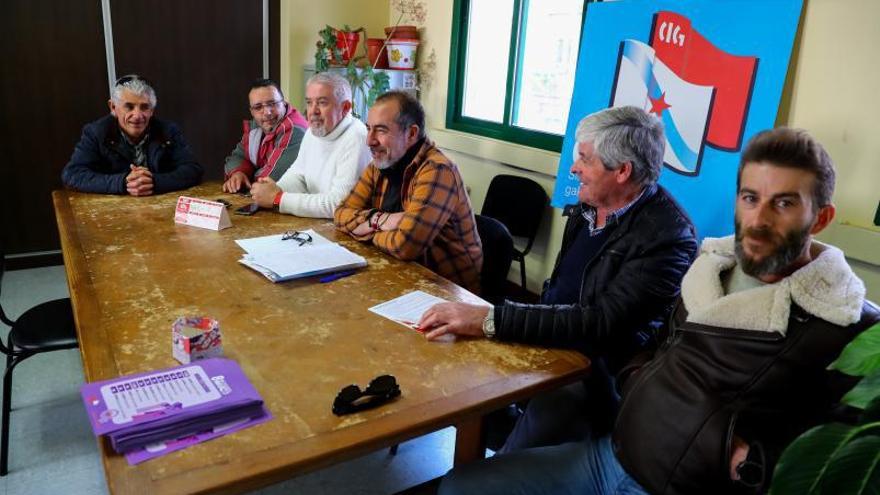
top-left (0, 235), bottom-right (9, 327)
top-left (481, 174), bottom-right (548, 251)
top-left (475, 214), bottom-right (514, 304)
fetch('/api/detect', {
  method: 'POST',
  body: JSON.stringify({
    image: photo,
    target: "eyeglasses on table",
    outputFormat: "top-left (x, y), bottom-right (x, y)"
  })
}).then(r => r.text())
top-left (282, 230), bottom-right (312, 246)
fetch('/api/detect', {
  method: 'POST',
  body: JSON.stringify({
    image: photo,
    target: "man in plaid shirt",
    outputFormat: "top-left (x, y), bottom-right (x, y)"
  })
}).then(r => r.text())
top-left (334, 91), bottom-right (483, 293)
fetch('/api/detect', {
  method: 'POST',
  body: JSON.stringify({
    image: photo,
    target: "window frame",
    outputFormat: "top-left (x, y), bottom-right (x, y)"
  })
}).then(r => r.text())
top-left (445, 0), bottom-right (589, 152)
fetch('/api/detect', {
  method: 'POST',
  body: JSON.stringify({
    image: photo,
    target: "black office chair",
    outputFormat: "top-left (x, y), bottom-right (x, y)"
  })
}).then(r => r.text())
top-left (387, 217), bottom-right (512, 458)
top-left (475, 214), bottom-right (514, 305)
top-left (0, 243), bottom-right (78, 475)
top-left (480, 175), bottom-right (549, 290)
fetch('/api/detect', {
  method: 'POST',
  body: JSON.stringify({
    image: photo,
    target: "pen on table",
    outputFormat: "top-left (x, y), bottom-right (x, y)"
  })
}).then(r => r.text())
top-left (319, 270), bottom-right (357, 283)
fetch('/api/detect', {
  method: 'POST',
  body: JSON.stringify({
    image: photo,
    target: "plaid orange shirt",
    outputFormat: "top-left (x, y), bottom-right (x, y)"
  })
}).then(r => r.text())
top-left (334, 139), bottom-right (483, 293)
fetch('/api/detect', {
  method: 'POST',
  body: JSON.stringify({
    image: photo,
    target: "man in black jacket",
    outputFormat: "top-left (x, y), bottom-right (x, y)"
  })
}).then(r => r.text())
top-left (439, 128), bottom-right (879, 495)
top-left (420, 106), bottom-right (697, 449)
top-left (62, 75), bottom-right (202, 195)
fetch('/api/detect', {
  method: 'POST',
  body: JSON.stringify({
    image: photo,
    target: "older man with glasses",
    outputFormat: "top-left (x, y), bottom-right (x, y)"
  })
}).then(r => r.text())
top-left (62, 74), bottom-right (203, 196)
top-left (222, 78), bottom-right (308, 194)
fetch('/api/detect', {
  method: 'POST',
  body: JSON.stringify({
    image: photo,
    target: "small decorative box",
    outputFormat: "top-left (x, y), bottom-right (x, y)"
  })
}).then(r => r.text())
top-left (172, 316), bottom-right (223, 364)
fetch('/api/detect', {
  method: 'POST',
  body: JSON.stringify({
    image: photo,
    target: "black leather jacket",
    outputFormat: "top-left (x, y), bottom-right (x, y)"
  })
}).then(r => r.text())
top-left (614, 300), bottom-right (880, 495)
top-left (495, 184), bottom-right (697, 370)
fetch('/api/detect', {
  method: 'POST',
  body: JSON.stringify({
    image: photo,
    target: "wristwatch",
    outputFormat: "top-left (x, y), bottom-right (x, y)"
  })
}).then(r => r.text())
top-left (735, 441), bottom-right (765, 488)
top-left (272, 191), bottom-right (283, 209)
top-left (482, 308), bottom-right (496, 339)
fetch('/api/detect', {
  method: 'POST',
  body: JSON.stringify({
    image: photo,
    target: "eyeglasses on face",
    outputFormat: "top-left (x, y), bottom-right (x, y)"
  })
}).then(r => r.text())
top-left (250, 100), bottom-right (283, 112)
top-left (332, 375), bottom-right (401, 416)
top-left (281, 230), bottom-right (312, 246)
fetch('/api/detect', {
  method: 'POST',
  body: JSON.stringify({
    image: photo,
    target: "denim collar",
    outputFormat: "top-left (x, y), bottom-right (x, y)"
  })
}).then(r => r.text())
top-left (581, 186), bottom-right (647, 236)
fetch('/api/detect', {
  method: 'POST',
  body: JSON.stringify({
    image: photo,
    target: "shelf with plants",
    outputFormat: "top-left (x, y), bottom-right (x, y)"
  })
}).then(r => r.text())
top-left (314, 24), bottom-right (391, 120)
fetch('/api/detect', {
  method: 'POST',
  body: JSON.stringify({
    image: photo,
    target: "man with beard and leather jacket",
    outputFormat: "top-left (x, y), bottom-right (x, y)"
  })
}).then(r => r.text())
top-left (420, 106), bottom-right (697, 451)
top-left (438, 128), bottom-right (879, 495)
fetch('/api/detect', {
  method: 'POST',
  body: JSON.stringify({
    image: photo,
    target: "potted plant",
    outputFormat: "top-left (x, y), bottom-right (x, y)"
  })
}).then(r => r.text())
top-left (314, 25), bottom-right (390, 120)
top-left (315, 25), bottom-right (362, 69)
top-left (770, 321), bottom-right (880, 494)
top-left (380, 1), bottom-right (427, 70)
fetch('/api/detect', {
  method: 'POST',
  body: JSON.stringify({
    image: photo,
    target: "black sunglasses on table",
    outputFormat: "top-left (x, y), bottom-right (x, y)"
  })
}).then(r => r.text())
top-left (332, 375), bottom-right (401, 416)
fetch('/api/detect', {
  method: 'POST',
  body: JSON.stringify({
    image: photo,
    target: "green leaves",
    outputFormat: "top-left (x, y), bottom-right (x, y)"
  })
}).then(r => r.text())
top-left (314, 25), bottom-right (395, 120)
top-left (830, 323), bottom-right (880, 377)
top-left (367, 71), bottom-right (391, 106)
top-left (821, 436), bottom-right (880, 495)
top-left (772, 322), bottom-right (880, 494)
top-left (843, 371), bottom-right (880, 409)
top-left (771, 423), bottom-right (862, 495)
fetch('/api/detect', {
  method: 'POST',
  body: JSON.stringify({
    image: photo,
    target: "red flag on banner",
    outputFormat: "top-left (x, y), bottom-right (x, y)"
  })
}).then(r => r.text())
top-left (650, 11), bottom-right (758, 150)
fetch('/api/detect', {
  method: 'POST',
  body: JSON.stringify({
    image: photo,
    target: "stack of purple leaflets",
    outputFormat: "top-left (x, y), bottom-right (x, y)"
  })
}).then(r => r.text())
top-left (80, 358), bottom-right (271, 464)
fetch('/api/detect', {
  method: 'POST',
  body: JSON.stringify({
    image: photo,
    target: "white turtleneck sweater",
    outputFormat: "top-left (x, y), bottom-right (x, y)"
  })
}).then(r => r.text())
top-left (275, 114), bottom-right (371, 218)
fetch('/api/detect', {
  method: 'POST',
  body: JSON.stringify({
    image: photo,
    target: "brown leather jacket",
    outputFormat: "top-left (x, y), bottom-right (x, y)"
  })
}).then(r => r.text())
top-left (614, 299), bottom-right (880, 494)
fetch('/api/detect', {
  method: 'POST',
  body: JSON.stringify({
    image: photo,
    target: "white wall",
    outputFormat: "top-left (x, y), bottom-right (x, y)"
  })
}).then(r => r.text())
top-left (782, 0), bottom-right (880, 300)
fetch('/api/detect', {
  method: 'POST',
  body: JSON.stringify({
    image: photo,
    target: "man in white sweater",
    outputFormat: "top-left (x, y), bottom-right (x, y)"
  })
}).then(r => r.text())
top-left (250, 72), bottom-right (371, 218)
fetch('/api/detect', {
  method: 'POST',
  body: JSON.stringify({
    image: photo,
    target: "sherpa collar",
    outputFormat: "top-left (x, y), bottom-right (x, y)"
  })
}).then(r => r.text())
top-left (681, 235), bottom-right (865, 334)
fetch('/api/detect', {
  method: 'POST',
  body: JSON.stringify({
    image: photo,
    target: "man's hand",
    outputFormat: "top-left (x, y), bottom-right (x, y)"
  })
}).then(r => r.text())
top-left (222, 171), bottom-right (251, 193)
top-left (420, 302), bottom-right (491, 341)
top-left (730, 436), bottom-right (749, 480)
top-left (352, 221), bottom-right (374, 237)
top-left (126, 165), bottom-right (153, 196)
top-left (379, 212), bottom-right (405, 232)
top-left (250, 177), bottom-right (281, 208)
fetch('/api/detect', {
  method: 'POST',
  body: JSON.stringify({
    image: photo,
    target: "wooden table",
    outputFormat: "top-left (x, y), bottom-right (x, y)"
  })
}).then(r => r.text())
top-left (53, 184), bottom-right (589, 494)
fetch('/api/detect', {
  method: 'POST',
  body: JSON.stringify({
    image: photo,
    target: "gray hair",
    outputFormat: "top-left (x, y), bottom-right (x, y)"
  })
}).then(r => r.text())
top-left (307, 72), bottom-right (352, 104)
top-left (111, 77), bottom-right (157, 108)
top-left (574, 106), bottom-right (665, 186)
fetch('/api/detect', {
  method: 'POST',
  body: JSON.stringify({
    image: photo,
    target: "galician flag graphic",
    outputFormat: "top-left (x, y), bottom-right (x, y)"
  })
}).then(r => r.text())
top-left (610, 12), bottom-right (758, 176)
top-left (611, 39), bottom-right (714, 175)
top-left (651, 11), bottom-right (759, 151)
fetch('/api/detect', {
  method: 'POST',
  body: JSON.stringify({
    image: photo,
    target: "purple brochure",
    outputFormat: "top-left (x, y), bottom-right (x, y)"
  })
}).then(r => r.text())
top-left (125, 406), bottom-right (273, 464)
top-left (81, 358), bottom-right (270, 457)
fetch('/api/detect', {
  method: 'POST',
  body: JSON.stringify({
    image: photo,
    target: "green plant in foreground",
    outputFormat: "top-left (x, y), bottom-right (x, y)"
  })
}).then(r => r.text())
top-left (770, 322), bottom-right (880, 494)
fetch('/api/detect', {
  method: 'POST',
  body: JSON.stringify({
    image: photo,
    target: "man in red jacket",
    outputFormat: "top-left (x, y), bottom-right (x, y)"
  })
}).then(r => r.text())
top-left (222, 78), bottom-right (307, 193)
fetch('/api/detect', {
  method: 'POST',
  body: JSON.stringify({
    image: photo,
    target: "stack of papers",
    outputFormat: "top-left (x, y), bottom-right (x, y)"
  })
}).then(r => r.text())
top-left (236, 229), bottom-right (367, 282)
top-left (80, 358), bottom-right (271, 464)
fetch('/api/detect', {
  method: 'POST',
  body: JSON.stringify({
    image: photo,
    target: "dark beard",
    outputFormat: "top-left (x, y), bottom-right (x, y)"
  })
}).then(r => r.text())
top-left (734, 221), bottom-right (811, 278)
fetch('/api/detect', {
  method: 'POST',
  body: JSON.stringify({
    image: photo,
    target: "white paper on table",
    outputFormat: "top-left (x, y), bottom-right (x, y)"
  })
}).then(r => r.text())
top-left (368, 290), bottom-right (448, 329)
top-left (243, 243), bottom-right (365, 280)
top-left (234, 229), bottom-right (331, 255)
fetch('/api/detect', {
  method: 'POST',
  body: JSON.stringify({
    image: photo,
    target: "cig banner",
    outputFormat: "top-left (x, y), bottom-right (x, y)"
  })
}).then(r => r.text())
top-left (552, 0), bottom-right (803, 239)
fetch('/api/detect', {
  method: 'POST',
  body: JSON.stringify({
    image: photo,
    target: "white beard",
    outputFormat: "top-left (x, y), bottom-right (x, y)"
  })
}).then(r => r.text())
top-left (374, 157), bottom-right (393, 170)
top-left (310, 124), bottom-right (328, 137)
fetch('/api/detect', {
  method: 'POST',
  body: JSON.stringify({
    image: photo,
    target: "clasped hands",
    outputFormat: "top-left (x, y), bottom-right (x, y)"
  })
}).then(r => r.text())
top-left (126, 164), bottom-right (153, 196)
top-left (249, 177), bottom-right (282, 208)
top-left (351, 211), bottom-right (405, 236)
